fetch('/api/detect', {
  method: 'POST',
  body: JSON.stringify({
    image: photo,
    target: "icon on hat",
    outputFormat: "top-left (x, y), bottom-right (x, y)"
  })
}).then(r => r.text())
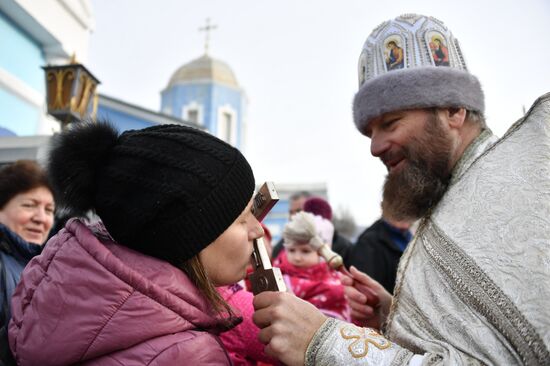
top-left (427, 31), bottom-right (450, 66)
top-left (384, 36), bottom-right (405, 71)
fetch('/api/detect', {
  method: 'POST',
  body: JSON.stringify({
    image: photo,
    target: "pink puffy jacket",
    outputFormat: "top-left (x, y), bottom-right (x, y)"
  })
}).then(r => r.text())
top-left (218, 284), bottom-right (278, 366)
top-left (9, 219), bottom-right (232, 365)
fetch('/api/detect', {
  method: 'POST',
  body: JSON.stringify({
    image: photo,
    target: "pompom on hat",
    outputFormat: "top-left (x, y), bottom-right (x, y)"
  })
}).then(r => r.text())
top-left (48, 122), bottom-right (255, 265)
top-left (303, 196), bottom-right (333, 221)
top-left (353, 14), bottom-right (485, 134)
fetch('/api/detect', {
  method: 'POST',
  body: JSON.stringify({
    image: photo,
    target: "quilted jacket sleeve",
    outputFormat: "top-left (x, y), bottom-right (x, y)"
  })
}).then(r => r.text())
top-left (148, 332), bottom-right (231, 366)
top-left (82, 331), bottom-right (231, 366)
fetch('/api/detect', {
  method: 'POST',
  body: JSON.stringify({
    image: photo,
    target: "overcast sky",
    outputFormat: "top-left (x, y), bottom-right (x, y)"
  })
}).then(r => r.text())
top-left (88, 0), bottom-right (550, 226)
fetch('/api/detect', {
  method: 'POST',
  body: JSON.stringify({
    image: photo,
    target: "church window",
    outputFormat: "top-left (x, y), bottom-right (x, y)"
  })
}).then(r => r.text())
top-left (217, 105), bottom-right (237, 145)
top-left (187, 109), bottom-right (199, 124)
top-left (222, 112), bottom-right (232, 141)
top-left (182, 102), bottom-right (203, 125)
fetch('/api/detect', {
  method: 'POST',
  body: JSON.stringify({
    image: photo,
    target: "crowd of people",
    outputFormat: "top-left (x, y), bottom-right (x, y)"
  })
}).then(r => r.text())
top-left (0, 12), bottom-right (548, 366)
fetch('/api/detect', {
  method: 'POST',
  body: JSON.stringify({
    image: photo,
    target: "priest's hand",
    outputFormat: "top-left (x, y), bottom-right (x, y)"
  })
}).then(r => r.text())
top-left (253, 291), bottom-right (327, 366)
top-left (341, 266), bottom-right (393, 330)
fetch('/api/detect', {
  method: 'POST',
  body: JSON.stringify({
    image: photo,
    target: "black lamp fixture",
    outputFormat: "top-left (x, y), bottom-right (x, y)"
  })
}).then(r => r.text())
top-left (42, 55), bottom-right (100, 130)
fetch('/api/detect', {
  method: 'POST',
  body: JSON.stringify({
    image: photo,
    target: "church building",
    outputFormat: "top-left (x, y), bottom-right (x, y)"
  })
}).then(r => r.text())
top-left (160, 54), bottom-right (247, 149)
top-left (97, 50), bottom-right (247, 151)
top-left (0, 3), bottom-right (324, 242)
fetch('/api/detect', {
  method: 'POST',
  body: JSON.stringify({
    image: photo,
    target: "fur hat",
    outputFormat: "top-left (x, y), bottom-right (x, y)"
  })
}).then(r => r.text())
top-left (283, 211), bottom-right (334, 249)
top-left (48, 122), bottom-right (255, 265)
top-left (353, 14), bottom-right (485, 134)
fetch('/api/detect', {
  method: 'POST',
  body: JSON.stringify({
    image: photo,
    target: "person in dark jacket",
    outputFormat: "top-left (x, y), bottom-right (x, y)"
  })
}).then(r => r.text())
top-left (0, 160), bottom-right (54, 365)
top-left (348, 217), bottom-right (412, 293)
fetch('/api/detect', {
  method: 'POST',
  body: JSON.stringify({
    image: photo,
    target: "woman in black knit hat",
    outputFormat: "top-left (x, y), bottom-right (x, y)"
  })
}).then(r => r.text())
top-left (7, 122), bottom-right (264, 366)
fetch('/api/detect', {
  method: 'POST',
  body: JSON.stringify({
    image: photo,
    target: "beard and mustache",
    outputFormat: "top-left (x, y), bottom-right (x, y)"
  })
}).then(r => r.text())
top-left (381, 112), bottom-right (454, 222)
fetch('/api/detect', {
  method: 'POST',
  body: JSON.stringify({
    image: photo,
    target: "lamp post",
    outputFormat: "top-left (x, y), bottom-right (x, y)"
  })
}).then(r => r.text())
top-left (42, 57), bottom-right (100, 130)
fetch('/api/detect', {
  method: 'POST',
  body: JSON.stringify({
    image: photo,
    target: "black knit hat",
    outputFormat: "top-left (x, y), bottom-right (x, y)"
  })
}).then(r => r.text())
top-left (48, 122), bottom-right (255, 265)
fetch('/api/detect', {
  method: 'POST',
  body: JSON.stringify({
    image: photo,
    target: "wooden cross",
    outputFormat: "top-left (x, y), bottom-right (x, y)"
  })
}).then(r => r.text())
top-left (198, 18), bottom-right (217, 55)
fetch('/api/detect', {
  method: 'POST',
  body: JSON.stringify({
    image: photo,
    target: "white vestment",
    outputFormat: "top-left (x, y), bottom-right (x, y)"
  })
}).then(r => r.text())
top-left (306, 93), bottom-right (550, 366)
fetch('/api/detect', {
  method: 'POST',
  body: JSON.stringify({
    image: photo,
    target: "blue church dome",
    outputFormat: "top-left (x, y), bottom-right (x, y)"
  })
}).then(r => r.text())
top-left (161, 53), bottom-right (246, 150)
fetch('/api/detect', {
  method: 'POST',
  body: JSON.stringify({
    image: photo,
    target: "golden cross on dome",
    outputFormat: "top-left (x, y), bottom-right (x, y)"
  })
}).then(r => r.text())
top-left (198, 18), bottom-right (217, 55)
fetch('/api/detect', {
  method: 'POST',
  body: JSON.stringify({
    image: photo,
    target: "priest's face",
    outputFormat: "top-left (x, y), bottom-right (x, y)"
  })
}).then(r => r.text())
top-left (365, 109), bottom-right (454, 221)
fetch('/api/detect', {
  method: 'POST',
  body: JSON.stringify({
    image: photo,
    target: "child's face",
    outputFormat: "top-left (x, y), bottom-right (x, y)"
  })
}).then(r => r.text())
top-left (199, 198), bottom-right (264, 286)
top-left (286, 245), bottom-right (320, 268)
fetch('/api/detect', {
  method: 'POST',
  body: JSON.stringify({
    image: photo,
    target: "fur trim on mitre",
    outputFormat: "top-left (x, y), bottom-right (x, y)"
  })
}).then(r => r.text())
top-left (353, 66), bottom-right (485, 135)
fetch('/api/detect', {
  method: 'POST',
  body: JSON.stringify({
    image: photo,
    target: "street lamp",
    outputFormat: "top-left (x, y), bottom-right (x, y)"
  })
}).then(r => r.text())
top-left (42, 56), bottom-right (100, 130)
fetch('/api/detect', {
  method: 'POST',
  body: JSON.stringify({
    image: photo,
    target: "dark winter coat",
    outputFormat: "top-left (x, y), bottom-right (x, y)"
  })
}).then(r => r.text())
top-left (348, 219), bottom-right (410, 293)
top-left (0, 224), bottom-right (42, 365)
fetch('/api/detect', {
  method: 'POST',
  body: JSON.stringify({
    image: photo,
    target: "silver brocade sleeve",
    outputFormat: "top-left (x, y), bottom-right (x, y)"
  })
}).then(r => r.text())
top-left (305, 318), bottom-right (415, 366)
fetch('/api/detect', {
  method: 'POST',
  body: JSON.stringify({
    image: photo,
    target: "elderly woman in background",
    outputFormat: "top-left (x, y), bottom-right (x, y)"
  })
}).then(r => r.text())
top-left (0, 160), bottom-right (54, 334)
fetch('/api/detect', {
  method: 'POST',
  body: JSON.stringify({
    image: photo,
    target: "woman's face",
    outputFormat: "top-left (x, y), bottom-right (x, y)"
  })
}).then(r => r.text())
top-left (199, 199), bottom-right (263, 286)
top-left (0, 186), bottom-right (55, 244)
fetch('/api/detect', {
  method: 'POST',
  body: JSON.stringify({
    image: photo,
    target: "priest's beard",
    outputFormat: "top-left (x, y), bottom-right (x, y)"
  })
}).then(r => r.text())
top-left (382, 112), bottom-right (454, 221)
